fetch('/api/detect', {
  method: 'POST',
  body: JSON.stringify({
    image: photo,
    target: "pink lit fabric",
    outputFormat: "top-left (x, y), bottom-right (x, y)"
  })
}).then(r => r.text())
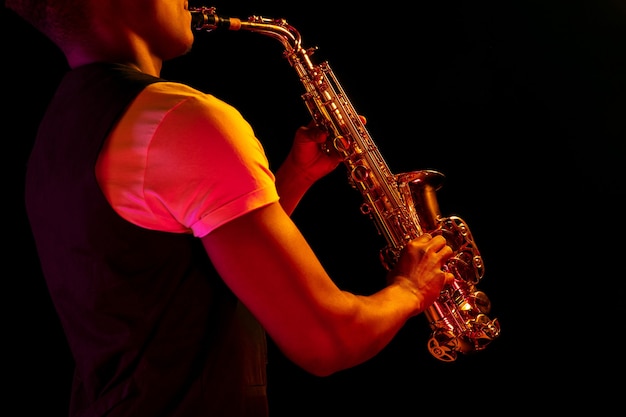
top-left (96, 82), bottom-right (278, 238)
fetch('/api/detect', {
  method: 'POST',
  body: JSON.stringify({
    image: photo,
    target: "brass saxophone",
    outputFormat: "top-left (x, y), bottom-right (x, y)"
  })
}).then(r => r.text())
top-left (191, 6), bottom-right (500, 362)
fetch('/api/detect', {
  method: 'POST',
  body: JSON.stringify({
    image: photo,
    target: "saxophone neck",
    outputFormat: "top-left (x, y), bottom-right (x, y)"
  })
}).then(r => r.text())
top-left (191, 7), bottom-right (303, 54)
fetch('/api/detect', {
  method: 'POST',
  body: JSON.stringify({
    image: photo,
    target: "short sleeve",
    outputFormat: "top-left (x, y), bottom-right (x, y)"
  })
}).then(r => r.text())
top-left (96, 82), bottom-right (279, 238)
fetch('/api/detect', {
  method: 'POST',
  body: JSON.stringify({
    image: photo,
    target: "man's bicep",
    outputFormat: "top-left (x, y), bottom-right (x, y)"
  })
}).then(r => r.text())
top-left (200, 202), bottom-right (343, 348)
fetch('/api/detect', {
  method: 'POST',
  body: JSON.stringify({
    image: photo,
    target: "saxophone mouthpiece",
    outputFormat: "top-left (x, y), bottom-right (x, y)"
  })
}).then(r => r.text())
top-left (191, 7), bottom-right (242, 31)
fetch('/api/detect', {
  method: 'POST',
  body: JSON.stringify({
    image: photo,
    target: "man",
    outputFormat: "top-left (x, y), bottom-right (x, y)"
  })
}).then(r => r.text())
top-left (5, 1), bottom-right (454, 416)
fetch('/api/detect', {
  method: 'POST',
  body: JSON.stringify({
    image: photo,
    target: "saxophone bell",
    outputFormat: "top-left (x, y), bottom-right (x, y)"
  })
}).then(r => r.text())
top-left (398, 171), bottom-right (500, 361)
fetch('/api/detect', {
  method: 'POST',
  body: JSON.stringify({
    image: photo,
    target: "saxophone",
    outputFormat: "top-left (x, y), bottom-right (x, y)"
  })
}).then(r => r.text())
top-left (191, 7), bottom-right (500, 362)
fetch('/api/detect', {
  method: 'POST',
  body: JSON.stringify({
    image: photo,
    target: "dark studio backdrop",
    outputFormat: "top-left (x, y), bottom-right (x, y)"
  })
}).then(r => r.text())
top-left (3, 0), bottom-right (623, 415)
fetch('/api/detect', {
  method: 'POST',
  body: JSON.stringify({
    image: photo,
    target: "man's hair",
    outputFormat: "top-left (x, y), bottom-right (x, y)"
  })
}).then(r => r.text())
top-left (5, 0), bottom-right (89, 46)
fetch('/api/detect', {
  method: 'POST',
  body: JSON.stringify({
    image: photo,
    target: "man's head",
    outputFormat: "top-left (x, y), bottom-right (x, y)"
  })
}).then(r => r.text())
top-left (5, 1), bottom-right (196, 69)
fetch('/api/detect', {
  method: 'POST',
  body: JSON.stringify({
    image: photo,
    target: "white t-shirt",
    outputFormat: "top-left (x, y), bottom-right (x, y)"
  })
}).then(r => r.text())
top-left (96, 82), bottom-right (279, 238)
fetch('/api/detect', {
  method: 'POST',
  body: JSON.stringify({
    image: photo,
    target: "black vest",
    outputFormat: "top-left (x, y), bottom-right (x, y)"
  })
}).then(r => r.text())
top-left (25, 63), bottom-right (267, 417)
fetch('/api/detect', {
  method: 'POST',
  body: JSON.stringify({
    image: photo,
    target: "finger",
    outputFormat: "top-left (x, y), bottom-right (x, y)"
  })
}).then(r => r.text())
top-left (296, 124), bottom-right (328, 144)
top-left (429, 234), bottom-right (447, 245)
top-left (420, 235), bottom-right (444, 252)
top-left (417, 233), bottom-right (432, 242)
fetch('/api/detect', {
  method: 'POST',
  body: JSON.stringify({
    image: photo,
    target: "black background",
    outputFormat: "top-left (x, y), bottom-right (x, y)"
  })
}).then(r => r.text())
top-left (3, 1), bottom-right (624, 415)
